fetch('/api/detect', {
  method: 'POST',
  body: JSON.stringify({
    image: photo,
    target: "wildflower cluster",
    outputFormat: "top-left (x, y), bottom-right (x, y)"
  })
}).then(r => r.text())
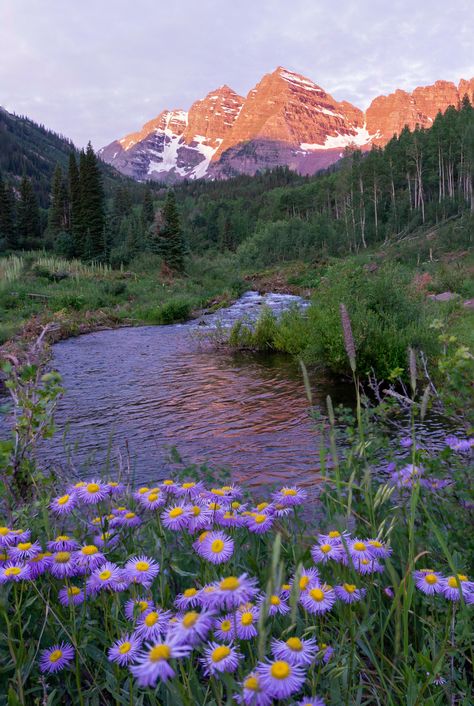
top-left (0, 475), bottom-right (472, 704)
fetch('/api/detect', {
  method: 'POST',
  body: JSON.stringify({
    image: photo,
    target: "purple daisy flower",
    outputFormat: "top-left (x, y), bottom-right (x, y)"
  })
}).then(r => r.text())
top-left (199, 531), bottom-right (234, 565)
top-left (211, 574), bottom-right (259, 611)
top-left (124, 556), bottom-right (160, 587)
top-left (193, 531), bottom-right (211, 557)
top-left (134, 608), bottom-right (172, 641)
top-left (6, 529), bottom-right (31, 547)
top-left (111, 510), bottom-right (142, 528)
top-left (445, 435), bottom-right (474, 452)
top-left (50, 492), bottom-right (77, 516)
top-left (347, 539), bottom-right (373, 563)
top-left (335, 583), bottom-right (366, 604)
top-left (175, 481), bottom-right (205, 499)
top-left (441, 574), bottom-right (474, 601)
top-left (28, 552), bottom-right (53, 578)
top-left (169, 610), bottom-right (214, 646)
top-left (400, 436), bottom-right (413, 448)
top-left (0, 550), bottom-right (8, 565)
top-left (124, 597), bottom-right (155, 621)
top-left (74, 544), bottom-right (105, 572)
top-left (39, 643), bottom-right (75, 674)
top-left (200, 641), bottom-right (242, 676)
top-left (292, 567), bottom-right (320, 594)
top-left (137, 489), bottom-right (165, 511)
top-left (318, 530), bottom-right (349, 544)
top-left (300, 584), bottom-right (336, 614)
top-left (160, 479), bottom-right (178, 493)
top-left (271, 503), bottom-right (293, 518)
top-left (106, 481), bottom-right (125, 496)
top-left (413, 570), bottom-right (443, 595)
top-left (86, 561), bottom-right (125, 593)
top-left (187, 503), bottom-right (213, 533)
top-left (130, 634), bottom-right (192, 687)
top-left (77, 480), bottom-right (109, 505)
top-left (58, 585), bottom-right (85, 607)
top-left (9, 540), bottom-right (42, 561)
top-left (271, 636), bottom-right (318, 666)
top-left (93, 531), bottom-right (120, 549)
top-left (367, 539), bottom-right (392, 559)
top-left (296, 697), bottom-right (326, 706)
top-left (161, 504), bottom-right (191, 531)
top-left (235, 672), bottom-right (273, 706)
top-left (272, 486), bottom-right (308, 507)
top-left (263, 593), bottom-right (290, 616)
top-left (311, 540), bottom-right (344, 565)
top-left (47, 535), bottom-right (80, 552)
top-left (133, 486), bottom-right (152, 501)
top-left (0, 561), bottom-right (31, 583)
top-left (0, 527), bottom-right (14, 547)
top-left (50, 551), bottom-right (78, 579)
top-left (108, 633), bottom-right (142, 666)
top-left (213, 615), bottom-right (235, 642)
top-left (235, 604), bottom-right (259, 640)
top-left (316, 644), bottom-right (334, 664)
top-left (246, 513), bottom-right (274, 534)
top-left (355, 557), bottom-right (384, 575)
top-left (174, 588), bottom-right (201, 611)
top-left (216, 510), bottom-right (246, 528)
top-left (256, 659), bottom-right (306, 699)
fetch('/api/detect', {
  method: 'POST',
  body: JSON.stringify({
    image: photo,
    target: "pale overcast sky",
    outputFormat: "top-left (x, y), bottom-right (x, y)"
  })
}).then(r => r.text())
top-left (1, 0), bottom-right (473, 149)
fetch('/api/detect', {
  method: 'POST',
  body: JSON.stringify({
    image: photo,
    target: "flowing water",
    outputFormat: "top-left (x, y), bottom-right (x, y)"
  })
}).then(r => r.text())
top-left (35, 292), bottom-right (355, 487)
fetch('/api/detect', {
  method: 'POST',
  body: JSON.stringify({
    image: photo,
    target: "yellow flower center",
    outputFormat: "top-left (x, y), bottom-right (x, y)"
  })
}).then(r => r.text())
top-left (118, 642), bottom-right (131, 654)
top-left (369, 540), bottom-right (383, 548)
top-left (149, 644), bottom-right (170, 662)
top-left (57, 495), bottom-right (70, 506)
top-left (182, 482), bottom-right (195, 490)
top-left (55, 552), bottom-right (71, 563)
top-left (328, 530), bottom-right (340, 538)
top-left (270, 661), bottom-right (291, 679)
top-left (211, 488), bottom-right (225, 496)
top-left (320, 543), bottom-right (332, 554)
top-left (257, 502), bottom-right (269, 511)
top-left (286, 637), bottom-right (303, 651)
top-left (299, 576), bottom-right (309, 590)
top-left (124, 512), bottom-right (136, 519)
top-left (211, 646), bottom-right (230, 663)
top-left (99, 569), bottom-right (112, 581)
top-left (74, 481), bottom-right (86, 488)
top-left (135, 561), bottom-right (150, 572)
top-left (198, 531), bottom-right (209, 543)
top-left (244, 676), bottom-right (259, 691)
top-left (68, 587), bottom-right (81, 596)
top-left (231, 501), bottom-right (241, 509)
top-left (56, 535), bottom-right (70, 541)
top-left (81, 545), bottom-right (98, 556)
top-left (270, 595), bottom-right (280, 606)
top-left (145, 612), bottom-right (158, 627)
top-left (49, 650), bottom-right (63, 663)
top-left (241, 611), bottom-right (254, 626)
top-left (211, 539), bottom-right (225, 553)
top-left (208, 502), bottom-right (221, 511)
top-left (353, 542), bottom-right (367, 552)
top-left (182, 611), bottom-right (198, 628)
top-left (169, 507), bottom-right (183, 518)
top-left (5, 566), bottom-right (21, 576)
top-left (343, 583), bottom-right (356, 593)
top-left (138, 487), bottom-right (149, 495)
top-left (138, 601), bottom-right (149, 612)
top-left (220, 619), bottom-right (232, 632)
top-left (87, 483), bottom-right (100, 494)
top-left (17, 542), bottom-right (32, 551)
top-left (0, 527), bottom-right (10, 536)
top-left (191, 506), bottom-right (201, 516)
top-left (309, 588), bottom-right (325, 602)
top-left (108, 481), bottom-right (119, 487)
top-left (282, 488), bottom-right (297, 496)
top-left (220, 576), bottom-right (240, 591)
top-left (184, 588), bottom-right (197, 598)
top-left (425, 573), bottom-right (438, 585)
top-left (254, 514), bottom-right (267, 524)
top-left (281, 583), bottom-right (290, 591)
top-left (162, 480), bottom-right (173, 486)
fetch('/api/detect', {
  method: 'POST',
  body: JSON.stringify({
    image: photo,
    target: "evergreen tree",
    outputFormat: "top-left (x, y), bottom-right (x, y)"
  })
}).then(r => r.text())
top-left (48, 163), bottom-right (69, 235)
top-left (155, 191), bottom-right (185, 272)
top-left (0, 175), bottom-right (17, 250)
top-left (80, 142), bottom-right (105, 261)
top-left (17, 176), bottom-right (41, 249)
top-left (142, 186), bottom-right (155, 227)
top-left (68, 152), bottom-right (82, 257)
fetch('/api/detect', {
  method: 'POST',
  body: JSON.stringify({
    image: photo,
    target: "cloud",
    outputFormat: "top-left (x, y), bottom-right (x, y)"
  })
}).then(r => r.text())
top-left (0, 0), bottom-right (472, 148)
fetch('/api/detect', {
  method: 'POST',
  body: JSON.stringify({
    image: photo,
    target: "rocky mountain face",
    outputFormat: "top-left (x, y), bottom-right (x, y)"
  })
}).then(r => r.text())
top-left (99, 68), bottom-right (474, 183)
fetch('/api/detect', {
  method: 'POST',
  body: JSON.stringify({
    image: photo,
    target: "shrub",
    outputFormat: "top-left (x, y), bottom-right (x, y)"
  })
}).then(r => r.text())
top-left (144, 297), bottom-right (193, 325)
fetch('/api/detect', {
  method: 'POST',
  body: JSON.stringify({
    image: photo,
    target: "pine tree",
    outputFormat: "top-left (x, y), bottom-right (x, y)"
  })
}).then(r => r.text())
top-left (155, 191), bottom-right (185, 272)
top-left (142, 186), bottom-right (155, 227)
top-left (68, 152), bottom-right (82, 257)
top-left (48, 163), bottom-right (69, 235)
top-left (0, 175), bottom-right (17, 250)
top-left (80, 142), bottom-right (105, 261)
top-left (17, 176), bottom-right (41, 249)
